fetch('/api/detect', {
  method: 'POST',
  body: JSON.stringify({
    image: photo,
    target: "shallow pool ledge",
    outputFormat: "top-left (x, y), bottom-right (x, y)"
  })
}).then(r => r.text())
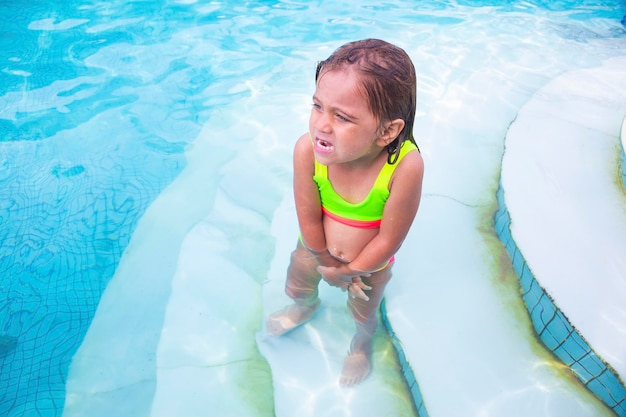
top-left (380, 298), bottom-right (429, 417)
top-left (495, 184), bottom-right (626, 416)
top-left (498, 55), bottom-right (626, 417)
top-left (259, 196), bottom-right (423, 417)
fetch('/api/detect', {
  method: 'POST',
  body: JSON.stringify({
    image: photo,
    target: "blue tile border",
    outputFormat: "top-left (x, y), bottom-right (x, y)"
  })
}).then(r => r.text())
top-left (619, 116), bottom-right (626, 189)
top-left (380, 298), bottom-right (430, 417)
top-left (495, 185), bottom-right (626, 416)
top-left (620, 144), bottom-right (626, 188)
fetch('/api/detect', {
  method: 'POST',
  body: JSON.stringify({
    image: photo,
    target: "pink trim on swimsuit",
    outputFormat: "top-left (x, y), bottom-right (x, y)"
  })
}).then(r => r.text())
top-left (321, 207), bottom-right (394, 271)
top-left (322, 207), bottom-right (382, 229)
top-left (374, 255), bottom-right (395, 272)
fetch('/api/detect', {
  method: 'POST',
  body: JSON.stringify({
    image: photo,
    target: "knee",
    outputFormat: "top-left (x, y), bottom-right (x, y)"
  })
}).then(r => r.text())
top-left (285, 284), bottom-right (319, 301)
top-left (348, 302), bottom-right (378, 327)
top-left (284, 252), bottom-right (320, 300)
top-left (287, 246), bottom-right (317, 272)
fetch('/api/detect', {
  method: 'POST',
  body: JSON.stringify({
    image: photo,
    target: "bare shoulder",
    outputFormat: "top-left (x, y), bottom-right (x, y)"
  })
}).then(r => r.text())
top-left (293, 133), bottom-right (314, 172)
top-left (294, 133), bottom-right (313, 157)
top-left (394, 148), bottom-right (424, 186)
top-left (385, 148), bottom-right (424, 217)
top-left (293, 133), bottom-right (313, 162)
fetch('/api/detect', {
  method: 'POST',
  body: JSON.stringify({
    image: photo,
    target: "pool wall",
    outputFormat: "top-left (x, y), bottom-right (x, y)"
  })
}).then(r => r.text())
top-left (494, 184), bottom-right (626, 417)
top-left (380, 299), bottom-right (429, 417)
top-left (620, 116), bottom-right (626, 189)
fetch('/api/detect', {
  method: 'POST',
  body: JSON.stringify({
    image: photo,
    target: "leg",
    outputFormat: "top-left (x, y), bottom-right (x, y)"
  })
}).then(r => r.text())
top-left (266, 241), bottom-right (323, 336)
top-left (340, 265), bottom-right (392, 386)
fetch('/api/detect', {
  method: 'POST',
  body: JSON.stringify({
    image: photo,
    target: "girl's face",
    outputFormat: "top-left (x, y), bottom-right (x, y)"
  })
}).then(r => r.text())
top-left (309, 68), bottom-right (384, 166)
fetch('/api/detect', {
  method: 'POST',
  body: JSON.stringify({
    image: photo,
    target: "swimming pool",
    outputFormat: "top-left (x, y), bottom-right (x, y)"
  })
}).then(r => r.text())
top-left (1, 1), bottom-right (625, 416)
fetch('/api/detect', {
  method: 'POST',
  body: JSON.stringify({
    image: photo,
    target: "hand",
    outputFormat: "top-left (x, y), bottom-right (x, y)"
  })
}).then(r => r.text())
top-left (311, 250), bottom-right (345, 269)
top-left (347, 277), bottom-right (372, 301)
top-left (317, 265), bottom-right (372, 301)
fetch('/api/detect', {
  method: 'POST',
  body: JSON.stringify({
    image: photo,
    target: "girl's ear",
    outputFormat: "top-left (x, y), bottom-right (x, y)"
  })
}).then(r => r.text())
top-left (376, 119), bottom-right (405, 146)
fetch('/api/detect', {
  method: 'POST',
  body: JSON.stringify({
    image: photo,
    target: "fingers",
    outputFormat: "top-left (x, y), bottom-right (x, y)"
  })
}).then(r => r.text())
top-left (352, 288), bottom-right (370, 301)
top-left (352, 281), bottom-right (372, 291)
top-left (347, 283), bottom-right (370, 301)
top-left (317, 266), bottom-right (372, 298)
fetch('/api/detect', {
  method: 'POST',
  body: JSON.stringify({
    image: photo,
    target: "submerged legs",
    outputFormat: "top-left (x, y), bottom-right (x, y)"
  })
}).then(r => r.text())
top-left (341, 266), bottom-right (392, 386)
top-left (266, 241), bottom-right (393, 386)
top-left (266, 242), bottom-right (322, 336)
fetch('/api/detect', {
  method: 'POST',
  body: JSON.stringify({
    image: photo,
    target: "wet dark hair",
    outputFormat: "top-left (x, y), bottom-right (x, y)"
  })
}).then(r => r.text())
top-left (315, 39), bottom-right (417, 164)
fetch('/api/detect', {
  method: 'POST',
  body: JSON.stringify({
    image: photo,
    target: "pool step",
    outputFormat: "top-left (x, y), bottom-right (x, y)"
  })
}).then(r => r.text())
top-left (500, 55), bottom-right (626, 416)
top-left (259, 196), bottom-right (420, 417)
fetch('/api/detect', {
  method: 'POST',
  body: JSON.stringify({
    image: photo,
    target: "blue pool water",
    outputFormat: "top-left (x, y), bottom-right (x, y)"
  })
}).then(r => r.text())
top-left (1, 1), bottom-right (625, 416)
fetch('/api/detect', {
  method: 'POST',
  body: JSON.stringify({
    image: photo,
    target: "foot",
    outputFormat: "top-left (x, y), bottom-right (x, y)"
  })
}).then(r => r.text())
top-left (266, 299), bottom-right (320, 337)
top-left (339, 351), bottom-right (371, 386)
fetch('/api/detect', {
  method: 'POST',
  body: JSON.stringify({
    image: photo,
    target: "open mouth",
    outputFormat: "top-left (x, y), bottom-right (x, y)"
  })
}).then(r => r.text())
top-left (315, 138), bottom-right (334, 152)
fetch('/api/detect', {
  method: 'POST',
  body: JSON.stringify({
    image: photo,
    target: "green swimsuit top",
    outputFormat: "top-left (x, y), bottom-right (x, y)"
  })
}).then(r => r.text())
top-left (313, 140), bottom-right (418, 229)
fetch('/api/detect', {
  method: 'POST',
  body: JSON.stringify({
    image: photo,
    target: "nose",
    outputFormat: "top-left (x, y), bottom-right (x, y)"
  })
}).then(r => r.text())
top-left (313, 110), bottom-right (332, 134)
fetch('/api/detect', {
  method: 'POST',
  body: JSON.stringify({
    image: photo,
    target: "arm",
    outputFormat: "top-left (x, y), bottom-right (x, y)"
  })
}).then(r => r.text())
top-left (293, 134), bottom-right (343, 268)
top-left (293, 133), bottom-right (326, 251)
top-left (322, 150), bottom-right (424, 277)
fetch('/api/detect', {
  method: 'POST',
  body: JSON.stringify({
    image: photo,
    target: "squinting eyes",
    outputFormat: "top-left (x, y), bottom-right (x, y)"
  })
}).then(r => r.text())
top-left (311, 104), bottom-right (350, 122)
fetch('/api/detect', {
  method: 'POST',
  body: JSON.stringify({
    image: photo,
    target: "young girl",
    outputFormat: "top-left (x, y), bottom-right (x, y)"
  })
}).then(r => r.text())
top-left (266, 39), bottom-right (424, 386)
